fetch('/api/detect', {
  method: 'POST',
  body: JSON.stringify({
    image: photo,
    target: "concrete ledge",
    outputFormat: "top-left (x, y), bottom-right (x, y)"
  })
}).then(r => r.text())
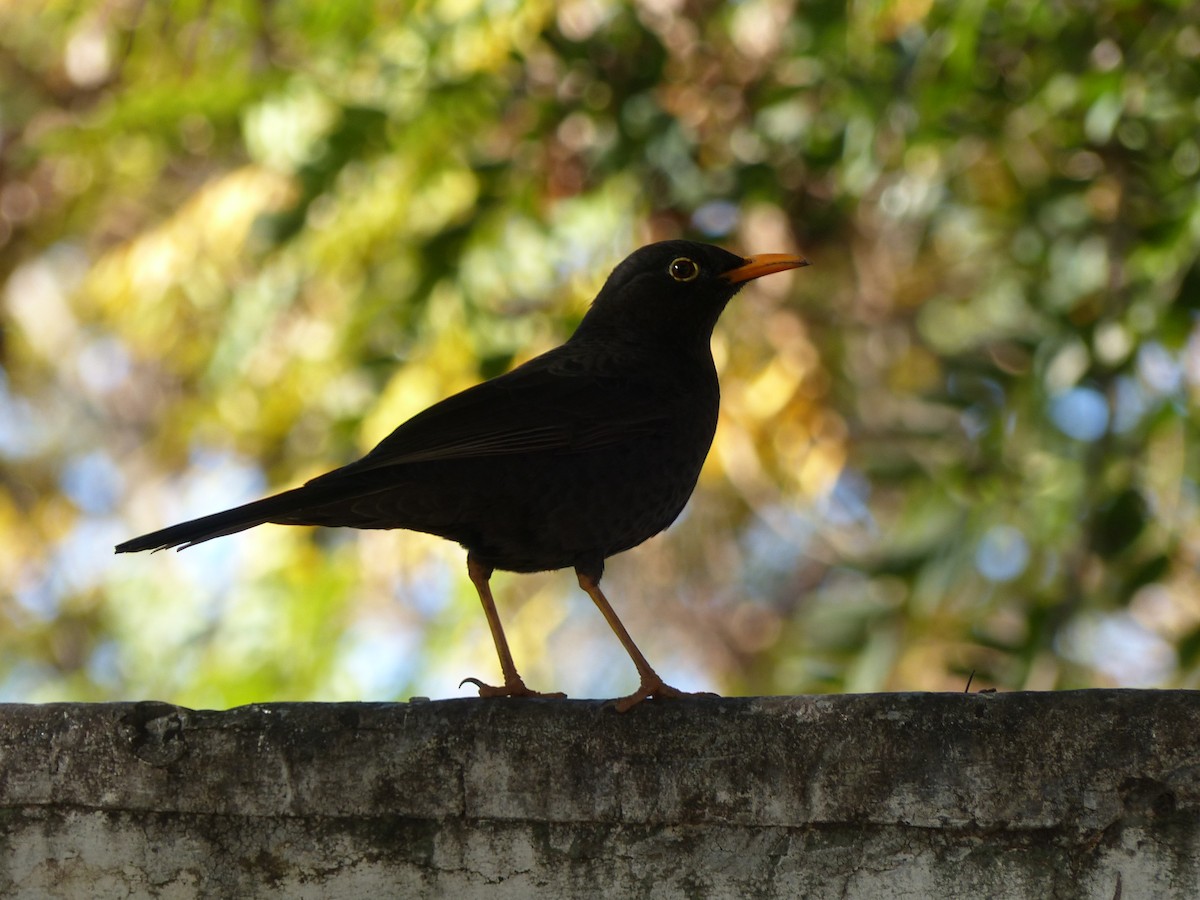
top-left (2, 691), bottom-right (1198, 897)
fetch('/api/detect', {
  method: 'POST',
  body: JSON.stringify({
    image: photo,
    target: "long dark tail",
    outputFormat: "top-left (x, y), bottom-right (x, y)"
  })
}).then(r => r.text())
top-left (115, 485), bottom-right (327, 553)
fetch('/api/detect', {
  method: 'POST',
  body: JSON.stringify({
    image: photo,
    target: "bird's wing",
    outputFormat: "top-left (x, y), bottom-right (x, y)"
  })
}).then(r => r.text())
top-left (308, 351), bottom-right (671, 482)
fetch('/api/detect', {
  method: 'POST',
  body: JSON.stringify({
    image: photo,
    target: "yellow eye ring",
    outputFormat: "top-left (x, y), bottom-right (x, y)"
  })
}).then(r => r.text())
top-left (668, 257), bottom-right (700, 282)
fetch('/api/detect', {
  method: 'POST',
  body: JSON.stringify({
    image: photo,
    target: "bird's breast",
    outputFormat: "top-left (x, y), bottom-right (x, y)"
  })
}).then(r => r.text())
top-left (453, 366), bottom-right (719, 571)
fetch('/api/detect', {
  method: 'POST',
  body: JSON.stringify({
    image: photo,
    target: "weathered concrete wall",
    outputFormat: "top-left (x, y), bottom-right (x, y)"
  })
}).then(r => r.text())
top-left (1, 691), bottom-right (1197, 898)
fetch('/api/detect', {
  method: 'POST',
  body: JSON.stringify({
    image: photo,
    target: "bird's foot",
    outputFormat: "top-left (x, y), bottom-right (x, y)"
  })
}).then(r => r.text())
top-left (459, 676), bottom-right (566, 700)
top-left (611, 677), bottom-right (718, 713)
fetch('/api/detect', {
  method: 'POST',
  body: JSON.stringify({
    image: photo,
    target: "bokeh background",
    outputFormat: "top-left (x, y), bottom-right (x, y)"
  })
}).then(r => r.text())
top-left (2, 0), bottom-right (1199, 706)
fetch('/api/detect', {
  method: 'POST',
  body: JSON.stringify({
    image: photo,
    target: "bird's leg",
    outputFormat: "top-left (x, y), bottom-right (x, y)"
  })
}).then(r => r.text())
top-left (460, 555), bottom-right (566, 700)
top-left (575, 568), bottom-right (713, 712)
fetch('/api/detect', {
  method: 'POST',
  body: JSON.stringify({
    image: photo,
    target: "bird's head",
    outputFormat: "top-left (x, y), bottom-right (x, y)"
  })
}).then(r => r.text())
top-left (573, 240), bottom-right (809, 349)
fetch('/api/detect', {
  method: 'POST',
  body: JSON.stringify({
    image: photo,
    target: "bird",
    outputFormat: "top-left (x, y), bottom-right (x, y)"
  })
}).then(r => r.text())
top-left (116, 240), bottom-right (809, 710)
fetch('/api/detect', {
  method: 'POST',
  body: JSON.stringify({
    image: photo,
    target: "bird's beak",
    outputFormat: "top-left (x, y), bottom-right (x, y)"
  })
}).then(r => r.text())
top-left (720, 253), bottom-right (811, 284)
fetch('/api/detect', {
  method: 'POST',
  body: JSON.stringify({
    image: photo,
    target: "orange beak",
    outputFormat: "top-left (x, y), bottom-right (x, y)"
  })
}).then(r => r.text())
top-left (720, 253), bottom-right (810, 284)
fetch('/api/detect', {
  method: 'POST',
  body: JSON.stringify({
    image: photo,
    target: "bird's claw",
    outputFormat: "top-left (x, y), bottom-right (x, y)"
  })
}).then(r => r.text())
top-left (459, 676), bottom-right (566, 700)
top-left (612, 678), bottom-right (717, 713)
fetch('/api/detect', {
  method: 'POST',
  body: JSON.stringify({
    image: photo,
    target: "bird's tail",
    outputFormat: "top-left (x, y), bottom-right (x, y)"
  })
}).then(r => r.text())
top-left (115, 485), bottom-right (324, 553)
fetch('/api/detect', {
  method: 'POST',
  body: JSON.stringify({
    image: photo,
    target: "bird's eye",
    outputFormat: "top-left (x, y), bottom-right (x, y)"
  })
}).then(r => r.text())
top-left (668, 257), bottom-right (700, 283)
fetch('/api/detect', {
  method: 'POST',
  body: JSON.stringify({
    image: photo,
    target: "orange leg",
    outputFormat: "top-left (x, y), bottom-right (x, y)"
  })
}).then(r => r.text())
top-left (576, 568), bottom-right (715, 712)
top-left (460, 555), bottom-right (565, 700)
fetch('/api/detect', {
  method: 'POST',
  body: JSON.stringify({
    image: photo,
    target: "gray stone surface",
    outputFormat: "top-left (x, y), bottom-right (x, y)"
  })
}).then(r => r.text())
top-left (1, 691), bottom-right (1197, 897)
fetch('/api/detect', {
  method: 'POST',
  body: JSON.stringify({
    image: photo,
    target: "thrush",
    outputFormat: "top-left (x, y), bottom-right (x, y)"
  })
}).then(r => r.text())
top-left (116, 240), bottom-right (809, 710)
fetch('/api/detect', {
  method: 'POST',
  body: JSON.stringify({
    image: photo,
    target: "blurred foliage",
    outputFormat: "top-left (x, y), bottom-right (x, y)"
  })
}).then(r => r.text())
top-left (1, 0), bottom-right (1199, 705)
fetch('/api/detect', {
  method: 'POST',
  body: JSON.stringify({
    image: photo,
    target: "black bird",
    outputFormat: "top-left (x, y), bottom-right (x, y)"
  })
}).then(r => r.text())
top-left (116, 240), bottom-right (809, 710)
